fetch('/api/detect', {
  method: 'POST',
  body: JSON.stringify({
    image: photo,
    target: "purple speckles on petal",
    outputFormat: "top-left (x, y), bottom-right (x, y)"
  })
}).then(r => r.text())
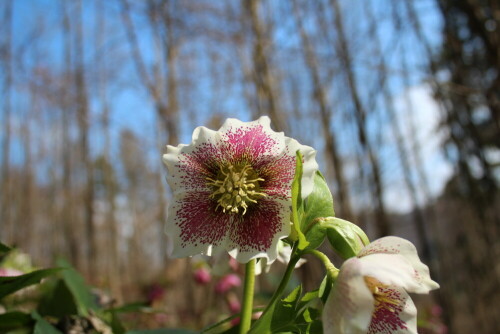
top-left (368, 287), bottom-right (408, 334)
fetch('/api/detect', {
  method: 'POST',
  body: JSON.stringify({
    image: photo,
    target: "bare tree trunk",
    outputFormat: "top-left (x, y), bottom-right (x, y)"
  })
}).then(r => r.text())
top-left (244, 0), bottom-right (286, 131)
top-left (330, 0), bottom-right (390, 235)
top-left (292, 1), bottom-right (353, 220)
top-left (95, 0), bottom-right (122, 302)
top-left (59, 0), bottom-right (80, 268)
top-left (1, 0), bottom-right (13, 241)
top-left (75, 0), bottom-right (95, 277)
top-left (161, 1), bottom-right (179, 145)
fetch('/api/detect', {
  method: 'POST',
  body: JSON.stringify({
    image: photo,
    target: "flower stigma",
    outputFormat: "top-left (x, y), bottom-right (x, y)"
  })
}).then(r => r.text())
top-left (364, 276), bottom-right (400, 312)
top-left (206, 162), bottom-right (266, 215)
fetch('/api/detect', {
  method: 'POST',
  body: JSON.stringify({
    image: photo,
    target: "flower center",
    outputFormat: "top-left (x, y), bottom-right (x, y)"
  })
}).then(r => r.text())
top-left (364, 276), bottom-right (401, 312)
top-left (206, 162), bottom-right (266, 215)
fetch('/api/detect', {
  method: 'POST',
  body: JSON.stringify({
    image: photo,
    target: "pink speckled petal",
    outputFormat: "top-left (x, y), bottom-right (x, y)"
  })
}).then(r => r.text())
top-left (163, 126), bottom-right (223, 197)
top-left (359, 237), bottom-right (439, 293)
top-left (323, 257), bottom-right (374, 334)
top-left (368, 287), bottom-right (417, 334)
top-left (227, 197), bottom-right (291, 263)
top-left (166, 190), bottom-right (230, 258)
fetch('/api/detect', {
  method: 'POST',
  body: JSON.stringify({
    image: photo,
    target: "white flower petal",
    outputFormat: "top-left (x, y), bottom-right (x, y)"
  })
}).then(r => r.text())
top-left (284, 136), bottom-right (318, 199)
top-left (358, 237), bottom-right (439, 293)
top-left (163, 126), bottom-right (221, 197)
top-left (323, 257), bottom-right (374, 334)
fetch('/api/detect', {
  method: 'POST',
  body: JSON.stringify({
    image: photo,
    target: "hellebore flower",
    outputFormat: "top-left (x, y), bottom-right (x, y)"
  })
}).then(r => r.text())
top-left (163, 116), bottom-right (317, 263)
top-left (323, 237), bottom-right (439, 334)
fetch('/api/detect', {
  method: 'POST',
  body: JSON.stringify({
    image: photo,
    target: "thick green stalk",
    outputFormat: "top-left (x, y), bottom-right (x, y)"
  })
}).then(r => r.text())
top-left (304, 249), bottom-right (339, 280)
top-left (253, 247), bottom-right (301, 326)
top-left (240, 259), bottom-right (256, 334)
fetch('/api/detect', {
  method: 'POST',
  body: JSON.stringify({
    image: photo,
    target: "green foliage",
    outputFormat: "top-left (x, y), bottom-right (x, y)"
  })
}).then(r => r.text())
top-left (0, 312), bottom-right (33, 332)
top-left (0, 242), bottom-right (11, 255)
top-left (0, 268), bottom-right (62, 300)
top-left (249, 285), bottom-right (322, 334)
top-left (126, 330), bottom-right (198, 334)
top-left (38, 279), bottom-right (79, 318)
top-left (56, 259), bottom-right (98, 316)
top-left (32, 312), bottom-right (63, 334)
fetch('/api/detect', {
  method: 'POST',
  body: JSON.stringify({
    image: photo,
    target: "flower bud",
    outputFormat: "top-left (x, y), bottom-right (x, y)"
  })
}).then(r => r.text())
top-left (215, 273), bottom-right (241, 294)
top-left (193, 267), bottom-right (211, 285)
top-left (321, 217), bottom-right (369, 259)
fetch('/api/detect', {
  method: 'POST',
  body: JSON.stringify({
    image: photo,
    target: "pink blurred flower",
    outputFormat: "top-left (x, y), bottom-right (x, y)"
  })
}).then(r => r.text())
top-left (0, 268), bottom-right (23, 277)
top-left (215, 273), bottom-right (241, 294)
top-left (193, 267), bottom-right (211, 285)
top-left (431, 304), bottom-right (443, 317)
top-left (146, 284), bottom-right (165, 305)
top-left (226, 292), bottom-right (241, 313)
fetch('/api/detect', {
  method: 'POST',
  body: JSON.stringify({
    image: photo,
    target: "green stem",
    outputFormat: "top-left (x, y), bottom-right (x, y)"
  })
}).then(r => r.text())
top-left (240, 259), bottom-right (256, 334)
top-left (304, 249), bottom-right (339, 280)
top-left (253, 245), bottom-right (301, 325)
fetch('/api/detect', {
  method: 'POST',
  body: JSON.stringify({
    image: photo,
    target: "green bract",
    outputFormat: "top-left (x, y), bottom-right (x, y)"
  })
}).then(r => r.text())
top-left (302, 172), bottom-right (335, 250)
top-left (322, 217), bottom-right (369, 259)
top-left (291, 152), bottom-right (335, 251)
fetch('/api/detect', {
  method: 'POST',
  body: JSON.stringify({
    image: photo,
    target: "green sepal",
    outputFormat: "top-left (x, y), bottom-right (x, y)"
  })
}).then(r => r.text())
top-left (291, 151), bottom-right (309, 251)
top-left (322, 217), bottom-right (369, 259)
top-left (301, 171), bottom-right (335, 250)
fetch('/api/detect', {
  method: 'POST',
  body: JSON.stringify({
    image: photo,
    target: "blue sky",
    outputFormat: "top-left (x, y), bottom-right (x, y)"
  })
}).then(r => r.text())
top-left (2, 0), bottom-right (450, 213)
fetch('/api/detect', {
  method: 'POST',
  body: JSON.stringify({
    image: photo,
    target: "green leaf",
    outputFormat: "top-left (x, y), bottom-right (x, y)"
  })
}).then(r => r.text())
top-left (291, 151), bottom-right (309, 251)
top-left (32, 312), bottom-right (63, 334)
top-left (297, 289), bottom-right (319, 313)
top-left (56, 259), bottom-right (97, 316)
top-left (0, 242), bottom-right (11, 254)
top-left (0, 312), bottom-right (33, 330)
top-left (108, 310), bottom-right (127, 334)
top-left (318, 275), bottom-right (332, 305)
top-left (302, 172), bottom-right (335, 250)
top-left (0, 268), bottom-right (62, 300)
top-left (125, 330), bottom-right (198, 334)
top-left (249, 286), bottom-right (303, 334)
top-left (37, 279), bottom-right (79, 318)
top-left (322, 217), bottom-right (369, 259)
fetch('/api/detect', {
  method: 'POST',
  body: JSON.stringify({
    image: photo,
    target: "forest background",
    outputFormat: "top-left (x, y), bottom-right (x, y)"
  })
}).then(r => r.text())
top-left (1, 0), bottom-right (499, 333)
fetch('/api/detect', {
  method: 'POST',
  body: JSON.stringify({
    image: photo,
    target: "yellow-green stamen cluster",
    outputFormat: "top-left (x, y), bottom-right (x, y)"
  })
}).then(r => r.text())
top-left (364, 276), bottom-right (400, 312)
top-left (206, 163), bottom-right (266, 215)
